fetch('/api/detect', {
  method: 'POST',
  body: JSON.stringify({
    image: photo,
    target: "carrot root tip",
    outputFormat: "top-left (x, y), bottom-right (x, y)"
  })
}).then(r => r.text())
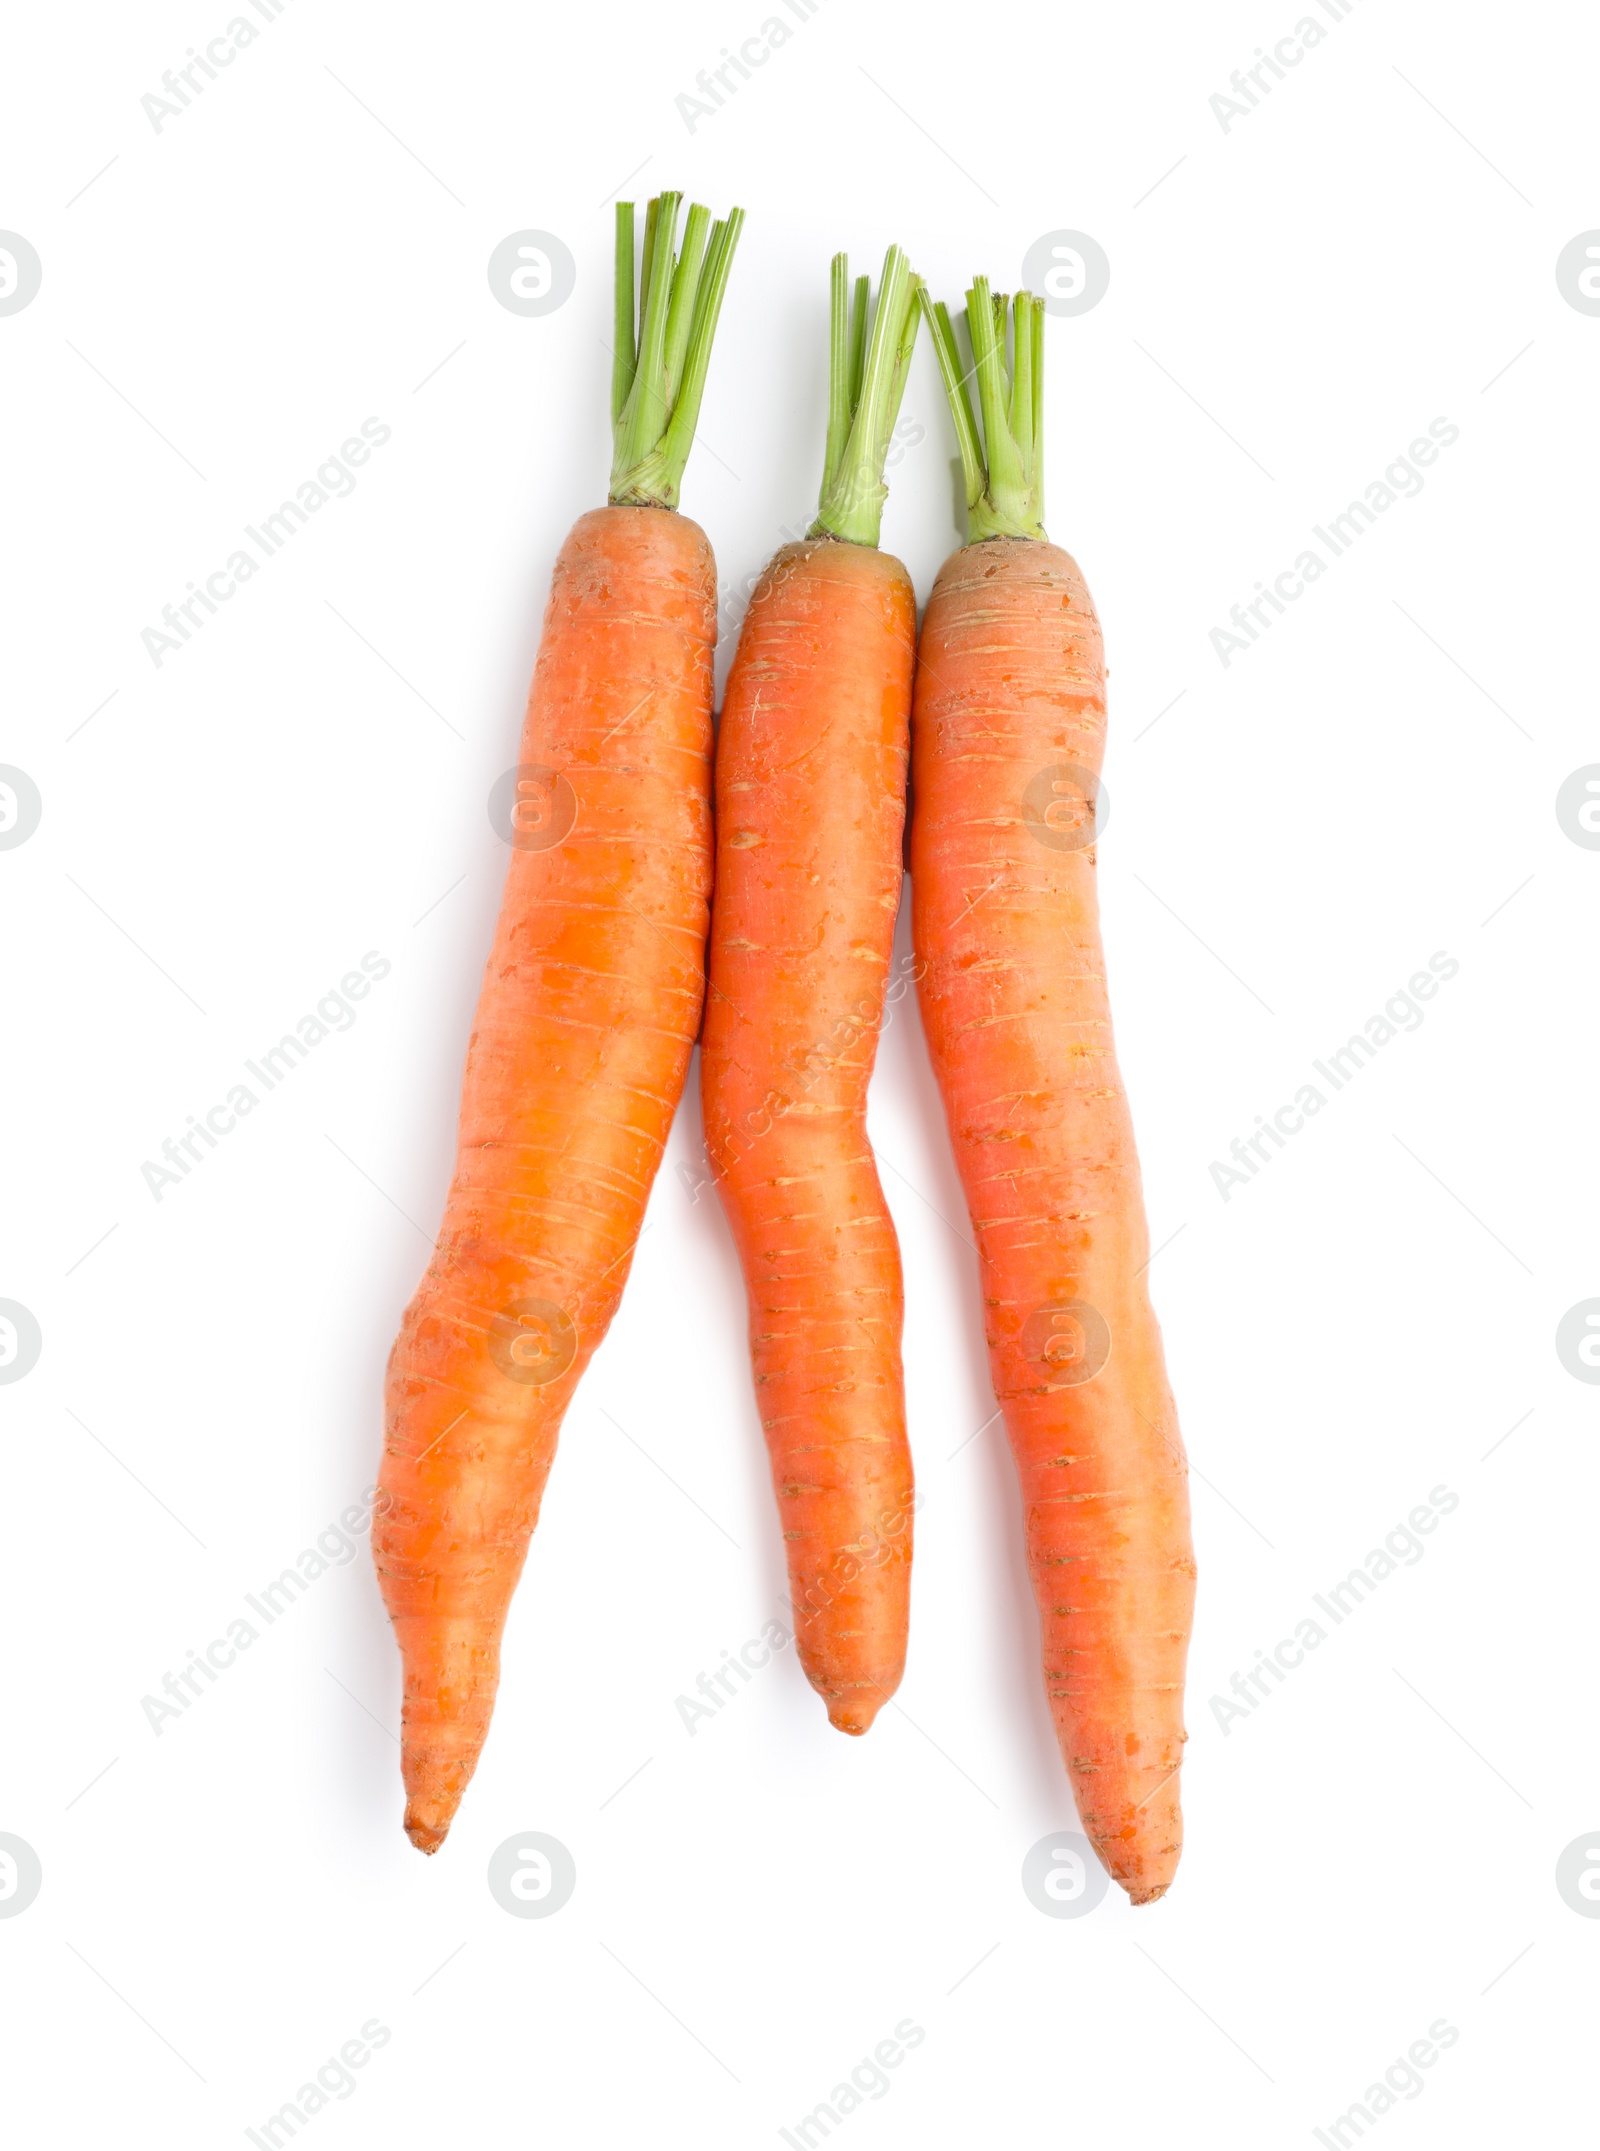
top-left (826, 1696), bottom-right (885, 1737)
top-left (1125, 1881), bottom-right (1170, 1907)
top-left (404, 1807), bottom-right (451, 1856)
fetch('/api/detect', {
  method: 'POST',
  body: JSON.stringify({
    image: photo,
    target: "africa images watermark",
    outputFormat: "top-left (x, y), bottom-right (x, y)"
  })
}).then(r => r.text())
top-left (140, 951), bottom-right (392, 1200)
top-left (675, 0), bottom-right (824, 131)
top-left (1312, 2018), bottom-right (1459, 2149)
top-left (778, 2019), bottom-right (925, 2149)
top-left (1209, 951), bottom-right (1459, 1202)
top-left (141, 0), bottom-right (294, 133)
top-left (1209, 1483), bottom-right (1459, 1737)
top-left (1209, 0), bottom-right (1363, 134)
top-left (141, 418), bottom-right (392, 667)
top-left (140, 1485), bottom-right (390, 1736)
top-left (1209, 419), bottom-right (1459, 668)
top-left (794, 1490), bottom-right (920, 1629)
top-left (244, 2018), bottom-right (391, 2150)
top-left (693, 947), bottom-right (927, 1199)
top-left (674, 1615), bottom-right (793, 1735)
top-left (674, 1492), bottom-right (922, 1736)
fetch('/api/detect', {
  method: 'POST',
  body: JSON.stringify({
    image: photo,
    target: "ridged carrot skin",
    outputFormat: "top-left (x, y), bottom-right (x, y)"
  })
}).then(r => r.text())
top-left (376, 504), bottom-right (715, 1852)
top-left (911, 536), bottom-right (1195, 1902)
top-left (701, 537), bottom-right (916, 1732)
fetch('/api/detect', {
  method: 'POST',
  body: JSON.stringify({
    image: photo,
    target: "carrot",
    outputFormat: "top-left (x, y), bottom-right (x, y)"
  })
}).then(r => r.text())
top-left (374, 194), bottom-right (743, 1853)
top-left (912, 280), bottom-right (1195, 1901)
top-left (700, 248), bottom-right (921, 1734)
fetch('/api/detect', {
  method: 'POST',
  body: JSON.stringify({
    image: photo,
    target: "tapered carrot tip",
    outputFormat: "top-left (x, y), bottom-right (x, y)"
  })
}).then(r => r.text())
top-left (390, 1617), bottom-right (498, 1855)
top-left (826, 1692), bottom-right (888, 1736)
top-left (1097, 1812), bottom-right (1181, 1905)
top-left (404, 1806), bottom-right (452, 1856)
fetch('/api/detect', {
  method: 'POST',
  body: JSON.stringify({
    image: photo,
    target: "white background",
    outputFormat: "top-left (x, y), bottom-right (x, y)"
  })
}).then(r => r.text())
top-left (3, 0), bottom-right (1596, 2142)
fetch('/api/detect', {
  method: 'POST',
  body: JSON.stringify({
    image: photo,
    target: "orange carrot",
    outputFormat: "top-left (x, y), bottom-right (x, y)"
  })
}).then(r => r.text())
top-left (374, 194), bottom-right (743, 1852)
top-left (913, 281), bottom-right (1196, 1901)
top-left (701, 249), bottom-right (921, 1734)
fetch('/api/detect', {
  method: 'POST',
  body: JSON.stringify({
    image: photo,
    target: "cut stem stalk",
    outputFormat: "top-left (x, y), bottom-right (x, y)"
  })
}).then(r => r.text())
top-left (921, 278), bottom-right (1046, 542)
top-left (609, 194), bottom-right (745, 509)
top-left (812, 245), bottom-right (922, 548)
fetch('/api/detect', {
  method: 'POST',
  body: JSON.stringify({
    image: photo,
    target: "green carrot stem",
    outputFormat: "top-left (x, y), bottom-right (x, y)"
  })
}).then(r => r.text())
top-left (821, 254), bottom-right (852, 500)
top-left (609, 194), bottom-right (745, 509)
top-left (967, 278), bottom-right (1025, 516)
top-left (655, 207), bottom-right (745, 500)
top-left (637, 198), bottom-right (661, 346)
top-left (846, 274), bottom-right (869, 416)
top-left (612, 203), bottom-right (636, 427)
top-left (812, 244), bottom-right (922, 548)
top-left (1030, 296), bottom-right (1044, 492)
top-left (619, 192), bottom-right (680, 472)
top-left (921, 278), bottom-right (1046, 541)
top-left (661, 202), bottom-right (712, 408)
top-left (921, 293), bottom-right (983, 512)
top-left (885, 277), bottom-right (921, 440)
top-left (1010, 287), bottom-right (1034, 469)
